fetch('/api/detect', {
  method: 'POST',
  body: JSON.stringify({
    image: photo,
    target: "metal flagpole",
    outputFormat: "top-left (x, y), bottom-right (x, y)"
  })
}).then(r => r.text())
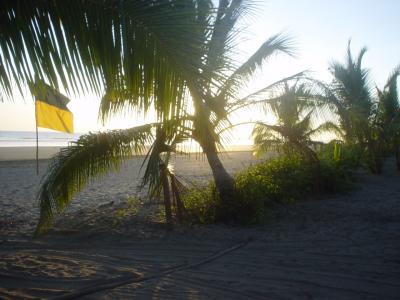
top-left (35, 99), bottom-right (39, 175)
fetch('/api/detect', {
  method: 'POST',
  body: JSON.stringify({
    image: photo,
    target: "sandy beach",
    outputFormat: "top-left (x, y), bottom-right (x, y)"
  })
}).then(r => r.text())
top-left (0, 153), bottom-right (399, 299)
top-left (0, 146), bottom-right (63, 161)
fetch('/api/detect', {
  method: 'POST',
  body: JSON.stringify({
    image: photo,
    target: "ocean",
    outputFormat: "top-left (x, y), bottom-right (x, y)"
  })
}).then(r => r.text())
top-left (0, 131), bottom-right (82, 147)
top-left (0, 131), bottom-right (253, 151)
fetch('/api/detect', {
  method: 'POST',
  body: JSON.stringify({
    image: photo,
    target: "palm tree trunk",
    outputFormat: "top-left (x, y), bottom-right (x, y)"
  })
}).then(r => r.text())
top-left (189, 87), bottom-right (235, 218)
top-left (159, 162), bottom-right (173, 228)
top-left (201, 142), bottom-right (235, 216)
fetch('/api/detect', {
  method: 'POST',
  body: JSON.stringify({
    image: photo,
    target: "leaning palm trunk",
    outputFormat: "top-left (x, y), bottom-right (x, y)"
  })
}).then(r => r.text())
top-left (204, 147), bottom-right (235, 198)
top-left (190, 89), bottom-right (236, 219)
top-left (200, 141), bottom-right (235, 220)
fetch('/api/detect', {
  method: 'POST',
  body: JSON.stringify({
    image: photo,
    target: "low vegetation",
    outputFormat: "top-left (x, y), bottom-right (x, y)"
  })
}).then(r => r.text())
top-left (182, 145), bottom-right (355, 226)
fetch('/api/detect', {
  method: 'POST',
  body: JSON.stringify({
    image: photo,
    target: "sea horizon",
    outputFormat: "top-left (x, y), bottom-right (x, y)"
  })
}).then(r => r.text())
top-left (0, 130), bottom-right (253, 152)
top-left (0, 130), bottom-right (82, 147)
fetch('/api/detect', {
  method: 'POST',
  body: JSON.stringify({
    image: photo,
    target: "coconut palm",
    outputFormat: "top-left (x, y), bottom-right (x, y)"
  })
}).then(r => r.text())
top-left (328, 41), bottom-right (383, 173)
top-left (376, 66), bottom-right (400, 169)
top-left (57, 0), bottom-right (294, 212)
top-left (99, 0), bottom-right (295, 206)
top-left (329, 41), bottom-right (373, 142)
top-left (98, 24), bottom-right (295, 223)
top-left (1, 0), bottom-right (212, 233)
top-left (252, 81), bottom-right (340, 164)
top-left (2, 1), bottom-right (295, 231)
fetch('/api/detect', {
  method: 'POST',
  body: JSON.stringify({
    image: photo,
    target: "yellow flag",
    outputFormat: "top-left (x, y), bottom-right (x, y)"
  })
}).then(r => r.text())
top-left (33, 82), bottom-right (73, 133)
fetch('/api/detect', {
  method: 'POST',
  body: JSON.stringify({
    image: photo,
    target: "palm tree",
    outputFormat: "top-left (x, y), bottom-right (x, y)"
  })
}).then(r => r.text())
top-left (99, 0), bottom-right (295, 207)
top-left (189, 34), bottom-right (295, 212)
top-left (2, 1), bottom-right (294, 231)
top-left (376, 66), bottom-right (400, 169)
top-left (1, 0), bottom-right (212, 232)
top-left (329, 41), bottom-right (373, 142)
top-left (328, 41), bottom-right (383, 173)
top-left (252, 81), bottom-right (340, 164)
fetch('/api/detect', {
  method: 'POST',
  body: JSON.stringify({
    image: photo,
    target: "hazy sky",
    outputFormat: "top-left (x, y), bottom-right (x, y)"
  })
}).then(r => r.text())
top-left (1, 0), bottom-right (399, 143)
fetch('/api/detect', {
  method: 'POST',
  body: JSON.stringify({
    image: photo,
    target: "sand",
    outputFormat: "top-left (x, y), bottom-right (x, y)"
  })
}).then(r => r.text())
top-left (0, 153), bottom-right (399, 299)
top-left (0, 146), bottom-right (62, 161)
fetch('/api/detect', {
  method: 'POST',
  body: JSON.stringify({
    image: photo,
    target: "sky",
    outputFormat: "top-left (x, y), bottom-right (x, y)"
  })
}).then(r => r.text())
top-left (1, 0), bottom-right (399, 145)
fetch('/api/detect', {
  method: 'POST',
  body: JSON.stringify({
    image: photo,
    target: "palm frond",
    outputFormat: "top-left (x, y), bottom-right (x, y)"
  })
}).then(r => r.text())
top-left (383, 65), bottom-right (400, 113)
top-left (227, 71), bottom-right (306, 114)
top-left (306, 77), bottom-right (354, 140)
top-left (252, 122), bottom-right (283, 156)
top-left (327, 40), bottom-right (381, 147)
top-left (205, 0), bottom-right (255, 79)
top-left (375, 64), bottom-right (400, 151)
top-left (251, 79), bottom-right (340, 158)
top-left (140, 119), bottom-right (192, 200)
top-left (306, 121), bottom-right (344, 139)
top-left (330, 41), bottom-right (372, 112)
top-left (140, 127), bottom-right (171, 199)
top-left (294, 110), bottom-right (313, 135)
top-left (219, 33), bottom-right (295, 98)
top-left (35, 125), bottom-right (154, 235)
top-left (356, 46), bottom-right (368, 71)
top-left (1, 0), bottom-right (210, 122)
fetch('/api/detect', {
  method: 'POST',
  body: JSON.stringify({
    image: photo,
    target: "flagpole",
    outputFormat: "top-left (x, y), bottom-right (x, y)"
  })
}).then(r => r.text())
top-left (35, 99), bottom-right (39, 175)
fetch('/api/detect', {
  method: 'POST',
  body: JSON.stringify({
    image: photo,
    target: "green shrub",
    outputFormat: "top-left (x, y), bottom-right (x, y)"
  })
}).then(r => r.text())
top-left (318, 159), bottom-right (353, 192)
top-left (235, 154), bottom-right (313, 205)
top-left (182, 153), bottom-right (354, 226)
top-left (318, 141), bottom-right (363, 171)
top-left (182, 183), bottom-right (218, 224)
top-left (114, 196), bottom-right (141, 220)
top-left (318, 141), bottom-right (360, 189)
